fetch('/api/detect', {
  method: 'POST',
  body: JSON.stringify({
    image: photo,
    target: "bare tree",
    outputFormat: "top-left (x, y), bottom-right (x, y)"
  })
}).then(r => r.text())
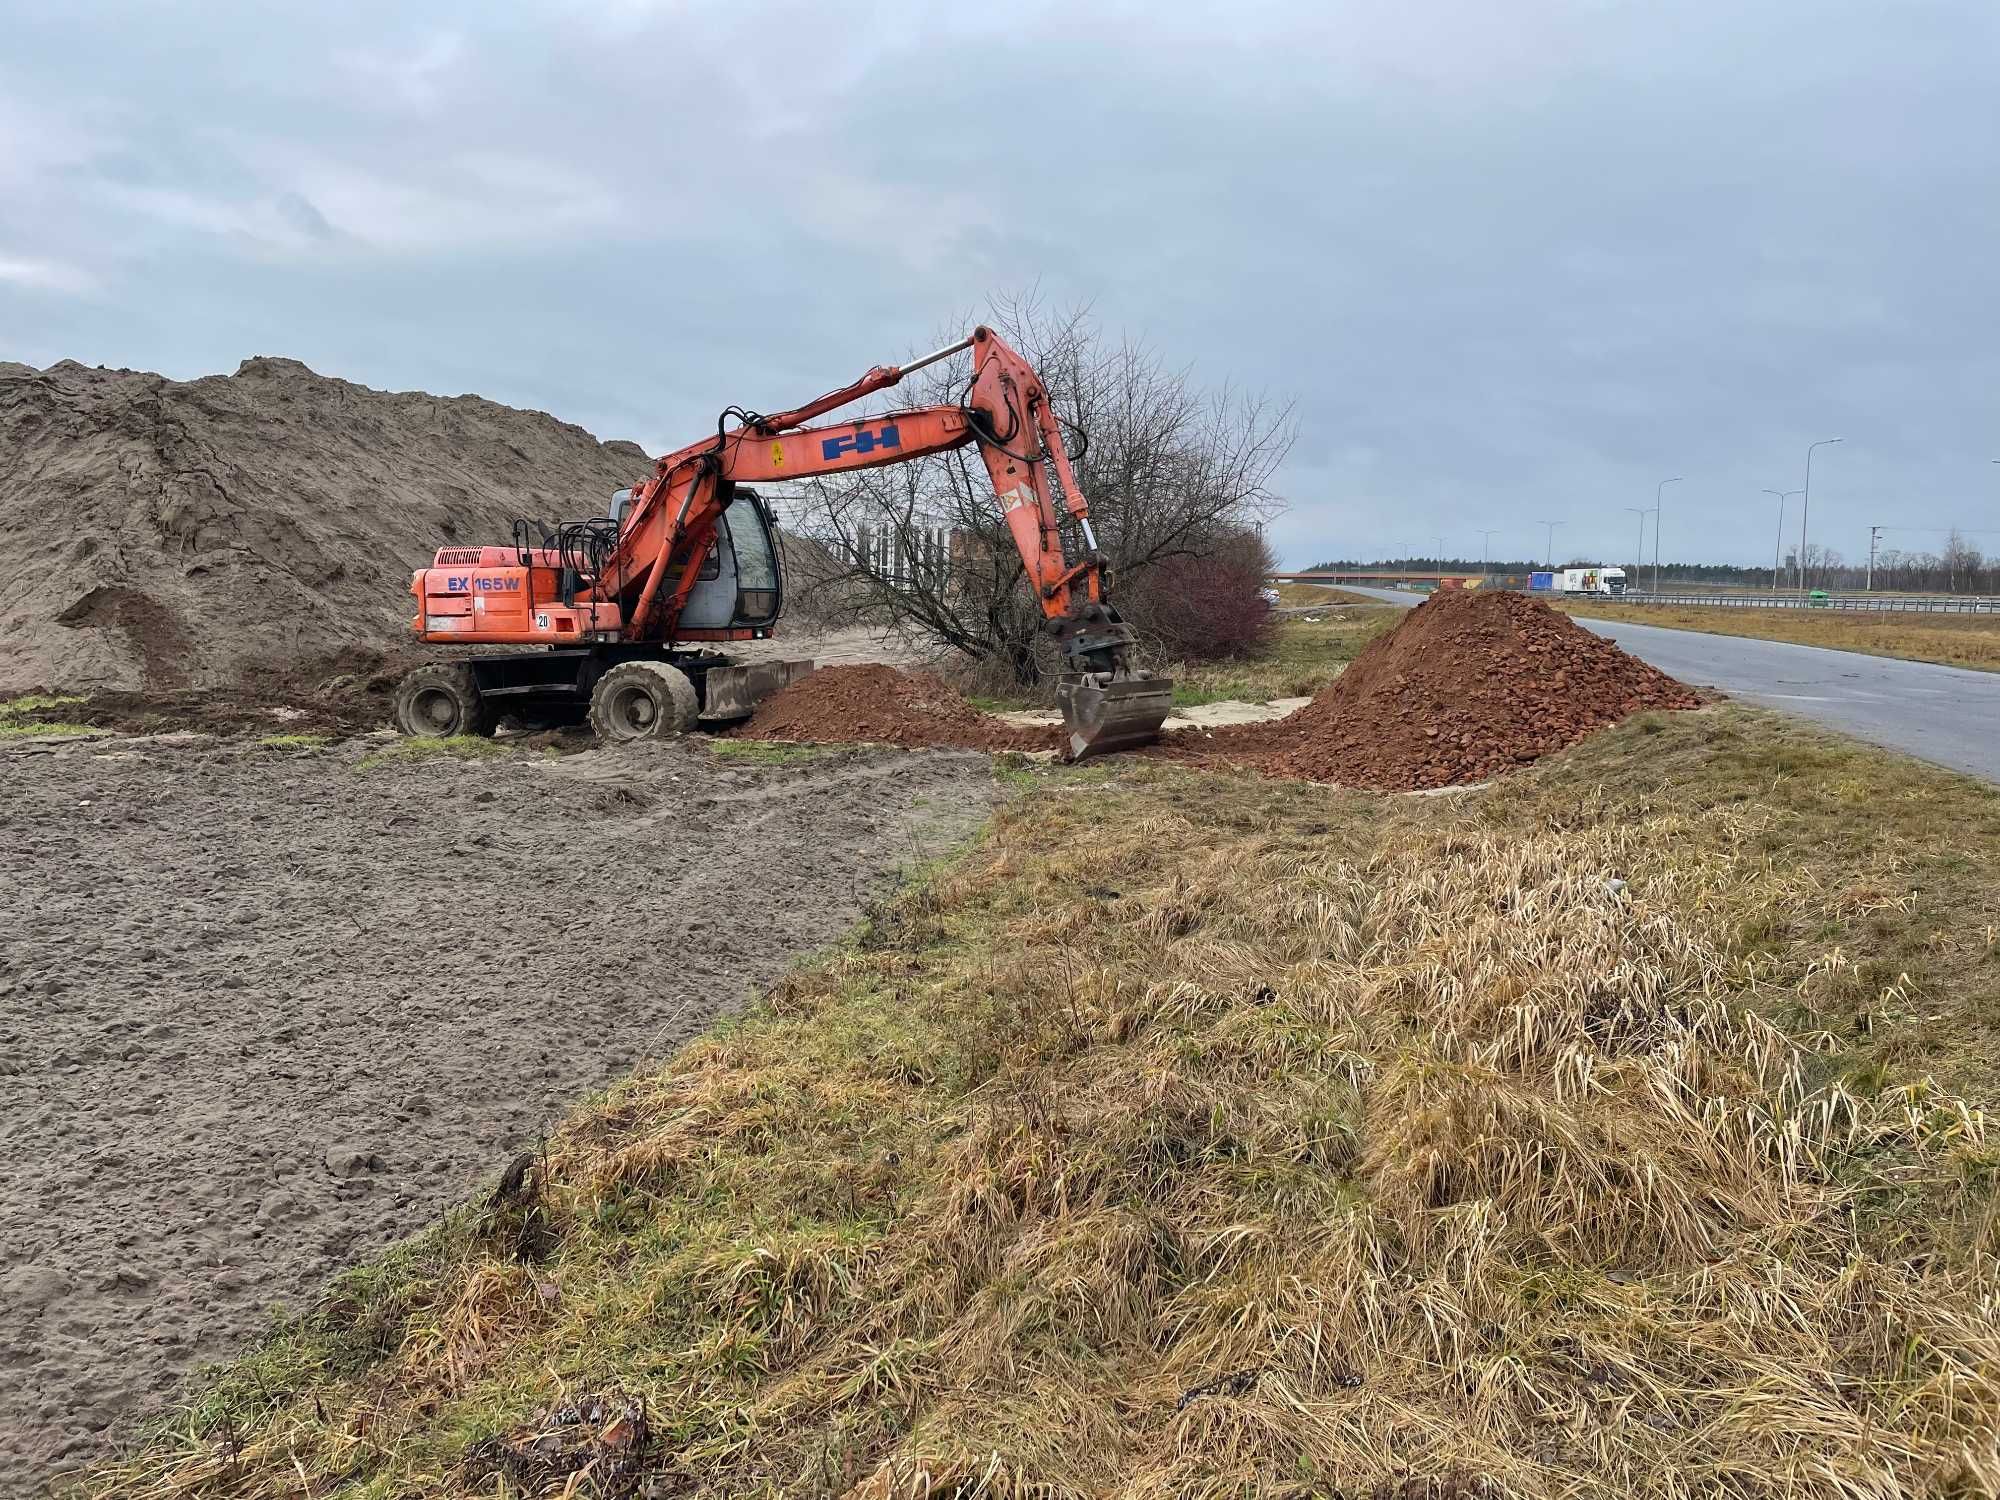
top-left (785, 294), bottom-right (1293, 684)
top-left (1799, 543), bottom-right (1844, 590)
top-left (1943, 528), bottom-right (1984, 594)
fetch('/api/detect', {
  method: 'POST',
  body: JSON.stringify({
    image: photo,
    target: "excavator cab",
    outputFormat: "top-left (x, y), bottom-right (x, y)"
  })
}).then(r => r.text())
top-left (606, 485), bottom-right (781, 631)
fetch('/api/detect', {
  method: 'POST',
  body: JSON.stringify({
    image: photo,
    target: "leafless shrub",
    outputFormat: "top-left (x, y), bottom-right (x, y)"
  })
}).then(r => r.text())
top-left (783, 293), bottom-right (1292, 684)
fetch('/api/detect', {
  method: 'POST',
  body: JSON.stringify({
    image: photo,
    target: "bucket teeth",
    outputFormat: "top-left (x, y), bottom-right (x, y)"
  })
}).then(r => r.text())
top-left (1057, 672), bottom-right (1173, 760)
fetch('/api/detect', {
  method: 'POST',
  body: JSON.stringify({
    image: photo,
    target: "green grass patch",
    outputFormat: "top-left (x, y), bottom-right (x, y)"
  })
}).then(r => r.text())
top-left (0, 720), bottom-right (102, 738)
top-left (356, 735), bottom-right (511, 771)
top-left (963, 692), bottom-right (1025, 714)
top-left (258, 732), bottom-right (331, 751)
top-left (0, 693), bottom-right (99, 737)
top-left (0, 692), bottom-right (87, 717)
top-left (706, 737), bottom-right (830, 766)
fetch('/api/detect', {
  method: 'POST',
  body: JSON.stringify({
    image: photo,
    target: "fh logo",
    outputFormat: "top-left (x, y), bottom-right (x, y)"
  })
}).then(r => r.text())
top-left (820, 423), bottom-right (902, 462)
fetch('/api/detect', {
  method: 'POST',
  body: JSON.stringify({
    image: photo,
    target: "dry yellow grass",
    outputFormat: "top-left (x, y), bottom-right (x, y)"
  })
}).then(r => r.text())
top-left (1559, 598), bottom-right (2000, 672)
top-left (77, 707), bottom-right (2000, 1500)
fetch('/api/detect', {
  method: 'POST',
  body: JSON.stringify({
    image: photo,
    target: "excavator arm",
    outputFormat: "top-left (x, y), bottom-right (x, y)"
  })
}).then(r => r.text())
top-left (407, 327), bottom-right (1171, 758)
top-left (608, 327), bottom-right (1170, 755)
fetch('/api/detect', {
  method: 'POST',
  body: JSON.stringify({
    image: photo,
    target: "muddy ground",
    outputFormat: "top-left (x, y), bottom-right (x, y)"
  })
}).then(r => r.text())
top-left (5, 628), bottom-right (932, 745)
top-left (0, 731), bottom-right (999, 1494)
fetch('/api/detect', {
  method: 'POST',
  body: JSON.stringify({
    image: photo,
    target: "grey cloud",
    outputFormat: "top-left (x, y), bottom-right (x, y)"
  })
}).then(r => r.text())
top-left (2, 0), bottom-right (1996, 569)
top-left (273, 193), bottom-right (336, 243)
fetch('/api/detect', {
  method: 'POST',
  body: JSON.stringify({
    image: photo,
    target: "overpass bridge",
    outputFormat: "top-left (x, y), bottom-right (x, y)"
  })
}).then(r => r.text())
top-left (1268, 570), bottom-right (1499, 588)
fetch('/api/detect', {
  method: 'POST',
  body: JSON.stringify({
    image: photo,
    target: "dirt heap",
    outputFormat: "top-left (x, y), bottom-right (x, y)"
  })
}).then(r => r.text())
top-left (1176, 588), bottom-right (1701, 788)
top-left (0, 357), bottom-right (650, 691)
top-left (734, 664), bottom-right (1059, 752)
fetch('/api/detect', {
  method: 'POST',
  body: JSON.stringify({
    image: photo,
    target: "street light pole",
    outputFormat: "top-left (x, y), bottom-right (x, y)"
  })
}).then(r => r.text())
top-left (1762, 489), bottom-right (1802, 592)
top-left (1800, 438), bottom-right (1843, 591)
top-left (1539, 520), bottom-right (1563, 569)
top-left (1624, 506), bottom-right (1648, 584)
top-left (1868, 525), bottom-right (1881, 591)
top-left (1478, 528), bottom-right (1499, 583)
top-left (1652, 477), bottom-right (1682, 595)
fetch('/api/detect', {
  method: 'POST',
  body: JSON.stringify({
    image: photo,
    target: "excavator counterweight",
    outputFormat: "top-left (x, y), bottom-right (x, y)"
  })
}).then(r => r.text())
top-left (397, 326), bottom-right (1171, 758)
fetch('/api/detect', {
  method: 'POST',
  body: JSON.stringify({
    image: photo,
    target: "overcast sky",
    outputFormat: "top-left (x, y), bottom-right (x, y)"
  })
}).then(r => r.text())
top-left (5, 0), bottom-right (1997, 569)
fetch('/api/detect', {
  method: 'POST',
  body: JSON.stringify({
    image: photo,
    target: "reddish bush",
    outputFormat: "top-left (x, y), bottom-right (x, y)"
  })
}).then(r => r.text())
top-left (1125, 546), bottom-right (1276, 662)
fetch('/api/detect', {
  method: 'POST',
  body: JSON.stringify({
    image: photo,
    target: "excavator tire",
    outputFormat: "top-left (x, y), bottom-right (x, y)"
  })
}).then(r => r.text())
top-left (589, 660), bottom-right (699, 743)
top-left (394, 663), bottom-right (495, 739)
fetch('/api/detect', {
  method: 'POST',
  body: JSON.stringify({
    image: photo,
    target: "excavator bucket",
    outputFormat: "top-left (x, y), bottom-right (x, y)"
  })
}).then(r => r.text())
top-left (1056, 671), bottom-right (1174, 760)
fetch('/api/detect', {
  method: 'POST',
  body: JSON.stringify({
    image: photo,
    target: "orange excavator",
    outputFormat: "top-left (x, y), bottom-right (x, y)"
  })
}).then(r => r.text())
top-left (394, 327), bottom-right (1173, 758)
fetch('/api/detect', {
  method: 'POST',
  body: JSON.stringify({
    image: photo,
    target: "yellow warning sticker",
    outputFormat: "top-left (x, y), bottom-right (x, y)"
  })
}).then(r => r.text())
top-left (770, 441), bottom-right (786, 468)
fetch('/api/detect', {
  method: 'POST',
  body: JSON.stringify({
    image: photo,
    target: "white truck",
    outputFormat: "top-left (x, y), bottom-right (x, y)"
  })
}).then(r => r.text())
top-left (1531, 567), bottom-right (1627, 596)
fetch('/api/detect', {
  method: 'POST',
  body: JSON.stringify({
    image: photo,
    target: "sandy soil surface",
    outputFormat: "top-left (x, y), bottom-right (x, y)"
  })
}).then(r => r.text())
top-left (0, 732), bottom-right (998, 1494)
top-left (729, 625), bottom-right (925, 671)
top-left (997, 696), bottom-right (1313, 731)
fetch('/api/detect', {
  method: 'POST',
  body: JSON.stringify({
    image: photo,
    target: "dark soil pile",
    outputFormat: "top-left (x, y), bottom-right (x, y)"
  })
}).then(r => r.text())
top-left (0, 357), bottom-right (650, 692)
top-left (734, 664), bottom-right (1059, 752)
top-left (1171, 589), bottom-right (1701, 789)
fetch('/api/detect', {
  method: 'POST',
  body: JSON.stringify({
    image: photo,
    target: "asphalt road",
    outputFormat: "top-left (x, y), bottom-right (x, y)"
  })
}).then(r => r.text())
top-left (1338, 586), bottom-right (2000, 784)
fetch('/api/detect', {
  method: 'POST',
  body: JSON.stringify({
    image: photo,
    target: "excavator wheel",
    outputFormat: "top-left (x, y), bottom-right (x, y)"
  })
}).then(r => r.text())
top-left (394, 663), bottom-right (495, 739)
top-left (589, 660), bottom-right (699, 743)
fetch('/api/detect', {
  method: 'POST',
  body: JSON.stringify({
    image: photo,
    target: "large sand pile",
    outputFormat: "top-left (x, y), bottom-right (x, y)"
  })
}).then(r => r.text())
top-left (1175, 588), bottom-right (1701, 787)
top-left (0, 357), bottom-right (651, 691)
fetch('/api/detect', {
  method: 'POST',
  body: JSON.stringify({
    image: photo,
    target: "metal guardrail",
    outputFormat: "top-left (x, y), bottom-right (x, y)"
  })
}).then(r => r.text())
top-left (1596, 591), bottom-right (2000, 615)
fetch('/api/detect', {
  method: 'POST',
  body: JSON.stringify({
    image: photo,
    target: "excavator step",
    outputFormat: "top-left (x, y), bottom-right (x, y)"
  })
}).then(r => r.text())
top-left (1056, 672), bottom-right (1174, 760)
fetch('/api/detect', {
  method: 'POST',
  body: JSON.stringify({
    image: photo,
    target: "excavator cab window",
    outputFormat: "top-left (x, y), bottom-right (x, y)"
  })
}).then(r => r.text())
top-left (726, 489), bottom-right (781, 626)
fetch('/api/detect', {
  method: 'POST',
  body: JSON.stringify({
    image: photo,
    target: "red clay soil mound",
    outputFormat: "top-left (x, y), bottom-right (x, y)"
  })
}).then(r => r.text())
top-left (734, 664), bottom-right (1060, 753)
top-left (1170, 589), bottom-right (1701, 790)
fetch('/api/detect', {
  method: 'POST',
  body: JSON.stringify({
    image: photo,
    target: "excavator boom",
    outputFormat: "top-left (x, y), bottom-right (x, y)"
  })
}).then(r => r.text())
top-left (403, 326), bottom-right (1171, 757)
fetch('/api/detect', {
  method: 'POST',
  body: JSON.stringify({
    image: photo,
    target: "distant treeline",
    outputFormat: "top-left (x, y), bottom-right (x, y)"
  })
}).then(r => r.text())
top-left (1304, 534), bottom-right (1999, 594)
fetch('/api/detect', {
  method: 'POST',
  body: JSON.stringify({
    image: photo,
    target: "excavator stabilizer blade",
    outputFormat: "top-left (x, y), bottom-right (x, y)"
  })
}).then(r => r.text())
top-left (698, 659), bottom-right (815, 722)
top-left (1057, 672), bottom-right (1174, 760)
